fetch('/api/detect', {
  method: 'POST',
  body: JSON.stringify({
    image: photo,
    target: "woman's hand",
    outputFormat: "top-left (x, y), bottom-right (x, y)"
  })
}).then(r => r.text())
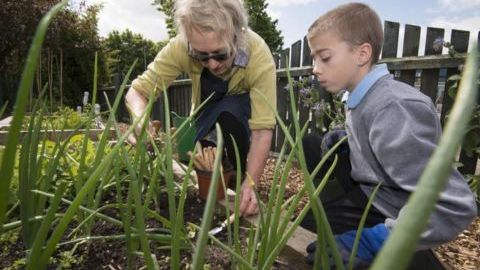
top-left (239, 179), bottom-right (258, 216)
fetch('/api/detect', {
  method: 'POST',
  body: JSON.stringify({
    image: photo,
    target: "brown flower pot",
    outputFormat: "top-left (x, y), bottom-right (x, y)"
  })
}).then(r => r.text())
top-left (196, 167), bottom-right (233, 201)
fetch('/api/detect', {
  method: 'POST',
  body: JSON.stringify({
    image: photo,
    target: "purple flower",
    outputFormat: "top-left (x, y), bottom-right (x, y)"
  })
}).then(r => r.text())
top-left (311, 100), bottom-right (325, 112)
top-left (299, 87), bottom-right (311, 97)
top-left (433, 37), bottom-right (444, 52)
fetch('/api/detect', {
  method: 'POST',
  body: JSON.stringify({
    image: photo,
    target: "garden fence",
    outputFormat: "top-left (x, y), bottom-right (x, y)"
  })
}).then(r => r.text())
top-left (103, 21), bottom-right (480, 175)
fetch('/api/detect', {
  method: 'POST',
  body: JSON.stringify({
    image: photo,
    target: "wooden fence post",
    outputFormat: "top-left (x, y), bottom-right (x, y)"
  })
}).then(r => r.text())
top-left (440, 29), bottom-right (470, 126)
top-left (302, 36), bottom-right (312, 67)
top-left (291, 40), bottom-right (302, 68)
top-left (0, 73), bottom-right (4, 113)
top-left (280, 48), bottom-right (290, 69)
top-left (420, 26), bottom-right (444, 102)
top-left (399, 24), bottom-right (421, 86)
top-left (382, 21), bottom-right (400, 59)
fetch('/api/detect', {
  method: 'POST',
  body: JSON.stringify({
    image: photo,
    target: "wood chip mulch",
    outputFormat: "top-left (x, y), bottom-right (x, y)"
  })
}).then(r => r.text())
top-left (258, 157), bottom-right (480, 270)
top-left (434, 216), bottom-right (480, 270)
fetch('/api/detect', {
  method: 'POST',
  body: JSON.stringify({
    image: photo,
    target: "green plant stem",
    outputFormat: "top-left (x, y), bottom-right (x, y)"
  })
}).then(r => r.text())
top-left (191, 124), bottom-right (224, 270)
top-left (0, 0), bottom-right (68, 232)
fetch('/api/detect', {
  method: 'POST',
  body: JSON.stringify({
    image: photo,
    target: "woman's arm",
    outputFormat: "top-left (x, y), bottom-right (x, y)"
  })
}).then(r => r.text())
top-left (239, 128), bottom-right (273, 216)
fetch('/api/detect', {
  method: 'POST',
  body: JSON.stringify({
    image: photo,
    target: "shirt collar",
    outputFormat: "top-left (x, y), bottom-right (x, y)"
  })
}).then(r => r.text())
top-left (347, 64), bottom-right (390, 109)
top-left (233, 48), bottom-right (249, 68)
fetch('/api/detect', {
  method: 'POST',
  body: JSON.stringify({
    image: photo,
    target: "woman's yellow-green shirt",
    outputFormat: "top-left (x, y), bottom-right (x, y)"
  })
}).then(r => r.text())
top-left (131, 30), bottom-right (277, 130)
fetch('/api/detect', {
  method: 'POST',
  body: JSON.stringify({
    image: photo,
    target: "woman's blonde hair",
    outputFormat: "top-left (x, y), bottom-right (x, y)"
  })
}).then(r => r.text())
top-left (308, 2), bottom-right (383, 64)
top-left (174, 0), bottom-right (249, 55)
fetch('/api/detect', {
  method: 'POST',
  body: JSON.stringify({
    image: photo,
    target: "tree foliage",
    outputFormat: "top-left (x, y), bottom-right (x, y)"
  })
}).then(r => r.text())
top-left (245, 0), bottom-right (283, 53)
top-left (104, 29), bottom-right (165, 81)
top-left (0, 0), bottom-right (110, 111)
top-left (153, 0), bottom-right (177, 39)
top-left (152, 0), bottom-right (283, 53)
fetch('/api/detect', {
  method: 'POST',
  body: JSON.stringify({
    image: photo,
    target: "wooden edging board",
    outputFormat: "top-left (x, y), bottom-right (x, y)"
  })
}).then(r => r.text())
top-left (0, 128), bottom-right (116, 145)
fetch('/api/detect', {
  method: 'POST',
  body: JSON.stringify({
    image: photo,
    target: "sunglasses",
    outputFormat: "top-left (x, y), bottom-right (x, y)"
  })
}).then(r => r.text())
top-left (188, 43), bottom-right (231, 62)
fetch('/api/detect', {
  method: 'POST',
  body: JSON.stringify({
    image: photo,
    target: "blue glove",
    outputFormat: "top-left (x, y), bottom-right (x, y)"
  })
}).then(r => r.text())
top-left (321, 129), bottom-right (348, 158)
top-left (306, 223), bottom-right (389, 268)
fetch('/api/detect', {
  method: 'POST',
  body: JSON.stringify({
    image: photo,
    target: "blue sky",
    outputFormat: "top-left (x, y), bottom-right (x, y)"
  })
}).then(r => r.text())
top-left (85, 0), bottom-right (480, 55)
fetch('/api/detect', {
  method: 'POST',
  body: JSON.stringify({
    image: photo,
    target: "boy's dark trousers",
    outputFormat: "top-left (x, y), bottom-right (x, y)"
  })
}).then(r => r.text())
top-left (301, 133), bottom-right (385, 234)
top-left (301, 133), bottom-right (444, 270)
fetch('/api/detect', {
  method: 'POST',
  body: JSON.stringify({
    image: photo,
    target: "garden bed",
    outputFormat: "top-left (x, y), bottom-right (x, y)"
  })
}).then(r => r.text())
top-left (0, 185), bottom-right (300, 269)
top-left (0, 128), bottom-right (115, 144)
top-left (1, 152), bottom-right (478, 269)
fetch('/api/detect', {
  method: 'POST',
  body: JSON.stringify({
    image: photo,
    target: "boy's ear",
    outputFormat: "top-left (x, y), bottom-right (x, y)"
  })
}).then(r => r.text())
top-left (356, 43), bottom-right (373, 67)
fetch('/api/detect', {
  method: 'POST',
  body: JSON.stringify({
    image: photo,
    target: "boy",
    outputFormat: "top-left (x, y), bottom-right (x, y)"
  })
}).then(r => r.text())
top-left (302, 2), bottom-right (477, 268)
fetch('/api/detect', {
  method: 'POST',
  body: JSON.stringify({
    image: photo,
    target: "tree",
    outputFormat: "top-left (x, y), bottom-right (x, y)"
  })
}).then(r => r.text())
top-left (0, 0), bottom-right (110, 111)
top-left (103, 30), bottom-right (164, 81)
top-left (153, 0), bottom-right (177, 39)
top-left (245, 0), bottom-right (283, 53)
top-left (152, 0), bottom-right (284, 53)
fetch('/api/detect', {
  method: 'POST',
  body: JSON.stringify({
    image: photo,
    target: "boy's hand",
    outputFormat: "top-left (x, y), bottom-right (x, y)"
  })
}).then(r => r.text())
top-left (305, 223), bottom-right (389, 268)
top-left (321, 129), bottom-right (348, 157)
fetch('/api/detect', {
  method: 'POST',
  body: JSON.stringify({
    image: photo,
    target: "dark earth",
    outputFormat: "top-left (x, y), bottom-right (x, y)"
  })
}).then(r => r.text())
top-left (0, 158), bottom-right (478, 269)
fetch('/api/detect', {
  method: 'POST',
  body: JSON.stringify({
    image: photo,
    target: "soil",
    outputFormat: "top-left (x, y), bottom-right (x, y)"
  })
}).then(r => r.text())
top-left (258, 158), bottom-right (480, 270)
top-left (0, 156), bottom-right (478, 269)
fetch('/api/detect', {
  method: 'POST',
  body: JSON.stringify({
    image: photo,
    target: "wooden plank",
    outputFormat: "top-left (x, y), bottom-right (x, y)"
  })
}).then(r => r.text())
top-left (280, 48), bottom-right (290, 69)
top-left (302, 36), bottom-right (313, 67)
top-left (399, 24), bottom-right (420, 87)
top-left (277, 67), bottom-right (313, 78)
top-left (284, 79), bottom-right (296, 143)
top-left (152, 97), bottom-right (164, 122)
top-left (271, 125), bottom-right (279, 151)
top-left (420, 69), bottom-right (440, 102)
top-left (420, 27), bottom-right (444, 102)
top-left (310, 78), bottom-right (333, 134)
top-left (0, 116), bottom-right (12, 128)
top-left (276, 77), bottom-right (289, 152)
top-left (450, 29), bottom-right (470, 53)
top-left (217, 196), bottom-right (314, 270)
top-left (298, 103), bottom-right (310, 134)
top-left (458, 151), bottom-right (478, 175)
top-left (398, 70), bottom-right (416, 87)
top-left (273, 53), bottom-right (280, 69)
top-left (380, 54), bottom-right (467, 70)
top-left (291, 40), bottom-right (302, 68)
top-left (440, 68), bottom-right (460, 126)
top-left (439, 28), bottom-right (470, 126)
top-left (402, 24), bottom-right (421, 57)
top-left (0, 129), bottom-right (115, 145)
top-left (424, 27), bottom-right (445, 56)
top-left (382, 21), bottom-right (400, 59)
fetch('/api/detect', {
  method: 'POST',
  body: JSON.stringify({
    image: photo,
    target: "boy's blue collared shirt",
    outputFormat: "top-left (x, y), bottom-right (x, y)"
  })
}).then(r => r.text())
top-left (347, 64), bottom-right (390, 109)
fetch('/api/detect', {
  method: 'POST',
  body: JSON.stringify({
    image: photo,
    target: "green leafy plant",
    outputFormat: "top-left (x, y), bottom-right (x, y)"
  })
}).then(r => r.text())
top-left (441, 39), bottom-right (480, 201)
top-left (289, 76), bottom-right (346, 131)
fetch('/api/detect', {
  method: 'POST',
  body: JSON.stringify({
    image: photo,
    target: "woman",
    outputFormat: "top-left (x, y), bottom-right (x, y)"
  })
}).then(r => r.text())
top-left (125, 0), bottom-right (277, 216)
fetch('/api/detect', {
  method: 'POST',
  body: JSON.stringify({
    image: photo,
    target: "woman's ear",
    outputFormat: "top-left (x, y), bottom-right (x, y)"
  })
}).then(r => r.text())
top-left (356, 43), bottom-right (373, 67)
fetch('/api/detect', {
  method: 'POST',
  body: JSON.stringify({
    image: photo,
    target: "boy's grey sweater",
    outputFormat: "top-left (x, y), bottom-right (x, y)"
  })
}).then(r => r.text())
top-left (346, 74), bottom-right (477, 249)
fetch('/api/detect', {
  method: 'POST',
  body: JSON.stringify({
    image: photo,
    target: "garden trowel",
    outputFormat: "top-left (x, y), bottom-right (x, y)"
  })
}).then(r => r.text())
top-left (208, 212), bottom-right (237, 236)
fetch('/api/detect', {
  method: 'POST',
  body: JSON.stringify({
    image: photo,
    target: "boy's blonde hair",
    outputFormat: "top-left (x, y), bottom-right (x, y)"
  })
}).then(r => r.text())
top-left (308, 2), bottom-right (383, 64)
top-left (174, 0), bottom-right (249, 56)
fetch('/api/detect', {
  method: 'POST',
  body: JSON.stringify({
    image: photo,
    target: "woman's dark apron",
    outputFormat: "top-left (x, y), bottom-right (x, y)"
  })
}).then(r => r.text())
top-left (194, 68), bottom-right (251, 142)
